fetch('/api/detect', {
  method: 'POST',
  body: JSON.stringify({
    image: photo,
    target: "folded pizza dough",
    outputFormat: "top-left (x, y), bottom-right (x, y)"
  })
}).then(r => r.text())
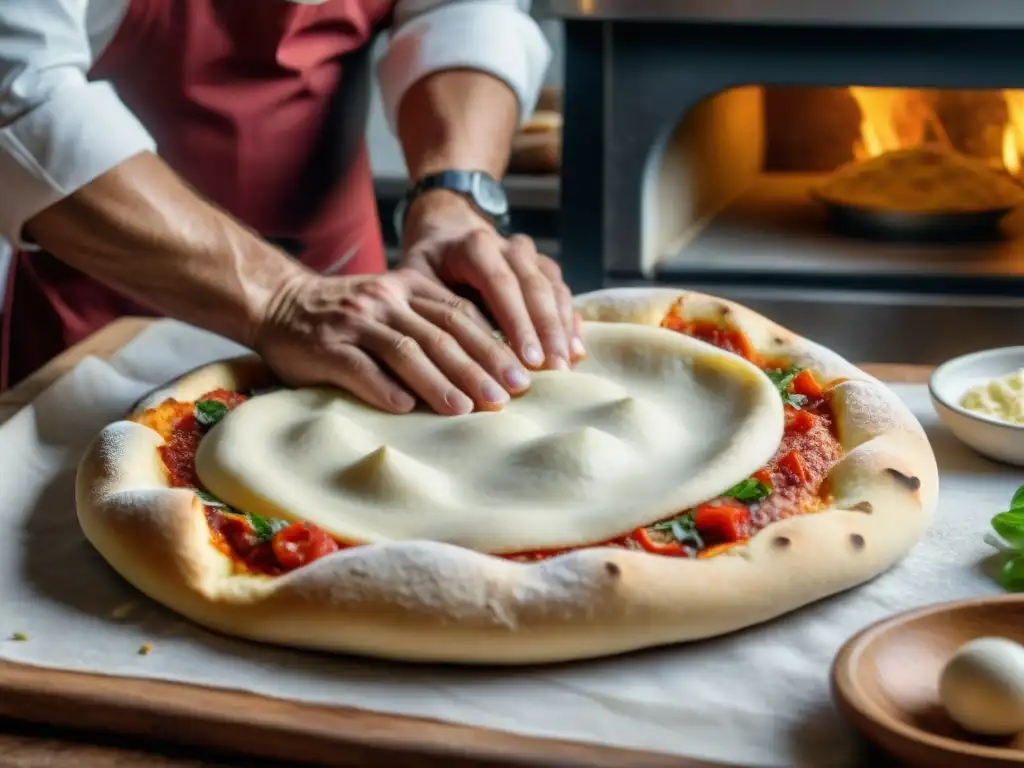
top-left (194, 322), bottom-right (784, 553)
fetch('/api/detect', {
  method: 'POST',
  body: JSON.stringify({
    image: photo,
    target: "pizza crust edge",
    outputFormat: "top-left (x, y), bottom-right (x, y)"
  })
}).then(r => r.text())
top-left (74, 288), bottom-right (938, 664)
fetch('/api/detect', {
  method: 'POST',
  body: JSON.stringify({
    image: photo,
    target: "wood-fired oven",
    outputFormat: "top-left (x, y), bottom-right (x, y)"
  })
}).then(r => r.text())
top-left (541, 1), bottom-right (1024, 364)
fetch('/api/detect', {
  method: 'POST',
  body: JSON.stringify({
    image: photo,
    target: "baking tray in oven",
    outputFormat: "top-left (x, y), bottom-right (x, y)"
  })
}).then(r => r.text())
top-left (810, 191), bottom-right (1013, 242)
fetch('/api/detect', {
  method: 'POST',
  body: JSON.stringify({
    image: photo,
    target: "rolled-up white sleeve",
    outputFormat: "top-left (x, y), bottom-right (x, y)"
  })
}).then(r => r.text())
top-left (0, 1), bottom-right (155, 249)
top-left (377, 0), bottom-right (552, 134)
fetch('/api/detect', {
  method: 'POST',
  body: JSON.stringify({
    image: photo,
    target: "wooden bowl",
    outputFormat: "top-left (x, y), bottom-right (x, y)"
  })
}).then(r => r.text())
top-left (832, 596), bottom-right (1024, 767)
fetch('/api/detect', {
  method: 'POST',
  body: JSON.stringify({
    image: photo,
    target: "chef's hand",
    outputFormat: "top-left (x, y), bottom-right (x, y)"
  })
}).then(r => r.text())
top-left (253, 268), bottom-right (532, 415)
top-left (399, 190), bottom-right (584, 371)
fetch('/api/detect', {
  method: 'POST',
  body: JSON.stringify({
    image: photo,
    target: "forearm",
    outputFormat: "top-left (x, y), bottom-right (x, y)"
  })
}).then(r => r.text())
top-left (23, 152), bottom-right (310, 348)
top-left (396, 69), bottom-right (519, 182)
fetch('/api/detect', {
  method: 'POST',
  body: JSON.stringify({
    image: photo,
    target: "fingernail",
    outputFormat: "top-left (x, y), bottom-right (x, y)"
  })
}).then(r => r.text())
top-left (445, 388), bottom-right (474, 414)
top-left (391, 391), bottom-right (417, 411)
top-left (503, 365), bottom-right (530, 391)
top-left (481, 379), bottom-right (510, 405)
top-left (523, 343), bottom-right (544, 367)
top-left (571, 337), bottom-right (586, 358)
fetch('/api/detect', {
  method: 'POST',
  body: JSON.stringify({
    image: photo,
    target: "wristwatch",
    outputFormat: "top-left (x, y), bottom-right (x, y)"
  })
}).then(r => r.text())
top-left (393, 170), bottom-right (511, 244)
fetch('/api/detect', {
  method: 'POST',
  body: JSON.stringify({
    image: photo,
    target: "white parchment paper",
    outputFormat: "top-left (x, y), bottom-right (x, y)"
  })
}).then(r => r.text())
top-left (0, 319), bottom-right (1018, 767)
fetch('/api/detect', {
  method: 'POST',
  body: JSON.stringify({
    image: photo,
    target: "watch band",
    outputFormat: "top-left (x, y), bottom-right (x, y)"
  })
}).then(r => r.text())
top-left (394, 169), bottom-right (511, 244)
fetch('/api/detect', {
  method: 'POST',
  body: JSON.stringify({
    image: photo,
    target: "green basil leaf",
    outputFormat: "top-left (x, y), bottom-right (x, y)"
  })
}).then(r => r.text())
top-left (782, 392), bottom-right (808, 408)
top-left (650, 511), bottom-right (705, 549)
top-left (670, 521), bottom-right (704, 550)
top-left (651, 511), bottom-right (694, 532)
top-left (1000, 554), bottom-right (1024, 591)
top-left (247, 512), bottom-right (289, 543)
top-left (993, 511), bottom-right (1024, 548)
top-left (724, 477), bottom-right (773, 503)
top-left (1011, 484), bottom-right (1024, 511)
top-left (765, 366), bottom-right (803, 391)
top-left (764, 366), bottom-right (808, 410)
top-left (247, 513), bottom-right (272, 542)
top-left (194, 399), bottom-right (229, 429)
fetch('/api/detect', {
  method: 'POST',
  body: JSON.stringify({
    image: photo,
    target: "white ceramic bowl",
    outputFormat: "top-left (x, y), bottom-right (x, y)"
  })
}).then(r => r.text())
top-left (929, 346), bottom-right (1024, 466)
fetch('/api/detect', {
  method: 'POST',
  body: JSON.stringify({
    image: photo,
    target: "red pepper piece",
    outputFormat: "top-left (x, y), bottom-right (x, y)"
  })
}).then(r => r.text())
top-left (633, 527), bottom-right (689, 556)
top-left (778, 450), bottom-right (808, 484)
top-left (693, 502), bottom-right (753, 544)
top-left (790, 369), bottom-right (823, 399)
top-left (784, 406), bottom-right (816, 434)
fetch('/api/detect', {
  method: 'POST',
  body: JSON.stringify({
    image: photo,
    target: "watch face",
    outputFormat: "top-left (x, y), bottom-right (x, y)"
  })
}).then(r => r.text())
top-left (472, 174), bottom-right (510, 217)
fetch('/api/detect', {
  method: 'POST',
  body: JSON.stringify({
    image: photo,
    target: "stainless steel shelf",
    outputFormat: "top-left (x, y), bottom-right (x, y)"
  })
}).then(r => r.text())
top-left (536, 0), bottom-right (1024, 28)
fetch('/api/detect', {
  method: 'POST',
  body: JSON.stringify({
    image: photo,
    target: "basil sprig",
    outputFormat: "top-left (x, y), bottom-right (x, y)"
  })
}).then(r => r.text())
top-left (986, 484), bottom-right (1024, 591)
top-left (194, 399), bottom-right (229, 429)
top-left (247, 513), bottom-right (290, 542)
top-left (724, 477), bottom-right (773, 503)
top-left (764, 365), bottom-right (808, 409)
top-left (194, 488), bottom-right (287, 543)
top-left (647, 474), bottom-right (771, 550)
top-left (651, 511), bottom-right (705, 550)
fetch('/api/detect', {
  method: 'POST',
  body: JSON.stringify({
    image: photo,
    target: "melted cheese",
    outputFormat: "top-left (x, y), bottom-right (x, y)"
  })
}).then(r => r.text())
top-left (194, 322), bottom-right (784, 553)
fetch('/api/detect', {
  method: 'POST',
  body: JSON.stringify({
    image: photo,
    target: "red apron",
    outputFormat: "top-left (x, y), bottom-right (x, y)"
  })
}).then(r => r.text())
top-left (0, 0), bottom-right (392, 390)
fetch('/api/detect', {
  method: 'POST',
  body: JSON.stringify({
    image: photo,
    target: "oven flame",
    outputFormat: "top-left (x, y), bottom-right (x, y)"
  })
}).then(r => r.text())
top-left (1002, 91), bottom-right (1024, 176)
top-left (849, 87), bottom-right (945, 160)
top-left (847, 86), bottom-right (1024, 178)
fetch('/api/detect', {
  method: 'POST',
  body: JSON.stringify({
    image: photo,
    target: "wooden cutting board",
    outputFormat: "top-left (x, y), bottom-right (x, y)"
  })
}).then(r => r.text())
top-left (0, 318), bottom-right (929, 767)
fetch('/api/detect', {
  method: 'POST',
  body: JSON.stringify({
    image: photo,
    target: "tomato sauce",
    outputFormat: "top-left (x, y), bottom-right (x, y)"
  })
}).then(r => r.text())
top-left (628, 307), bottom-right (844, 554)
top-left (135, 388), bottom-right (344, 576)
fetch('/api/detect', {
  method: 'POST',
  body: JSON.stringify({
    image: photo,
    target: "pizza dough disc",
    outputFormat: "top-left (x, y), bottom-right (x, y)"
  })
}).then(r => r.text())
top-left (194, 321), bottom-right (785, 552)
top-left (75, 287), bottom-right (939, 664)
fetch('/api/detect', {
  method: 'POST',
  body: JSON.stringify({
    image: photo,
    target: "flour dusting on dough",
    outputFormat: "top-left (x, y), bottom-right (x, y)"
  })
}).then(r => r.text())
top-left (279, 543), bottom-right (617, 630)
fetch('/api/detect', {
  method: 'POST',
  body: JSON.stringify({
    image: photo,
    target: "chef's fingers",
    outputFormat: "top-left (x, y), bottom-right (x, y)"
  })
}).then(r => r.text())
top-left (321, 343), bottom-right (417, 414)
top-left (438, 231), bottom-right (545, 370)
top-left (536, 253), bottom-right (583, 362)
top-left (504, 235), bottom-right (569, 371)
top-left (357, 316), bottom-right (475, 416)
top-left (410, 296), bottom-right (530, 398)
top-left (397, 267), bottom-right (495, 333)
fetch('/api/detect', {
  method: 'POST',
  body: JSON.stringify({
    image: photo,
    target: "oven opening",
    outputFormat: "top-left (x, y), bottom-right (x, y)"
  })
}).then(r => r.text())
top-left (651, 86), bottom-right (1024, 290)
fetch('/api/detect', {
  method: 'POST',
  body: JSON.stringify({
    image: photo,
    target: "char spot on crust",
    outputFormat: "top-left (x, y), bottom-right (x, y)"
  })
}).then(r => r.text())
top-left (604, 561), bottom-right (621, 578)
top-left (846, 501), bottom-right (874, 514)
top-left (772, 536), bottom-right (791, 549)
top-left (850, 533), bottom-right (865, 550)
top-left (885, 468), bottom-right (922, 492)
top-left (772, 335), bottom-right (785, 345)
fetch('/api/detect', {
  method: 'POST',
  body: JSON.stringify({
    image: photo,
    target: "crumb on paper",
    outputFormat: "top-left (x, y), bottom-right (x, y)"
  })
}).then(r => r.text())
top-left (9, 632), bottom-right (28, 642)
top-left (111, 602), bottom-right (137, 620)
top-left (138, 642), bottom-right (153, 656)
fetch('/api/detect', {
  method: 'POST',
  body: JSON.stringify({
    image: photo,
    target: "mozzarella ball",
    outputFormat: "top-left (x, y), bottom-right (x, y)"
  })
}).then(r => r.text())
top-left (939, 636), bottom-right (1024, 735)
